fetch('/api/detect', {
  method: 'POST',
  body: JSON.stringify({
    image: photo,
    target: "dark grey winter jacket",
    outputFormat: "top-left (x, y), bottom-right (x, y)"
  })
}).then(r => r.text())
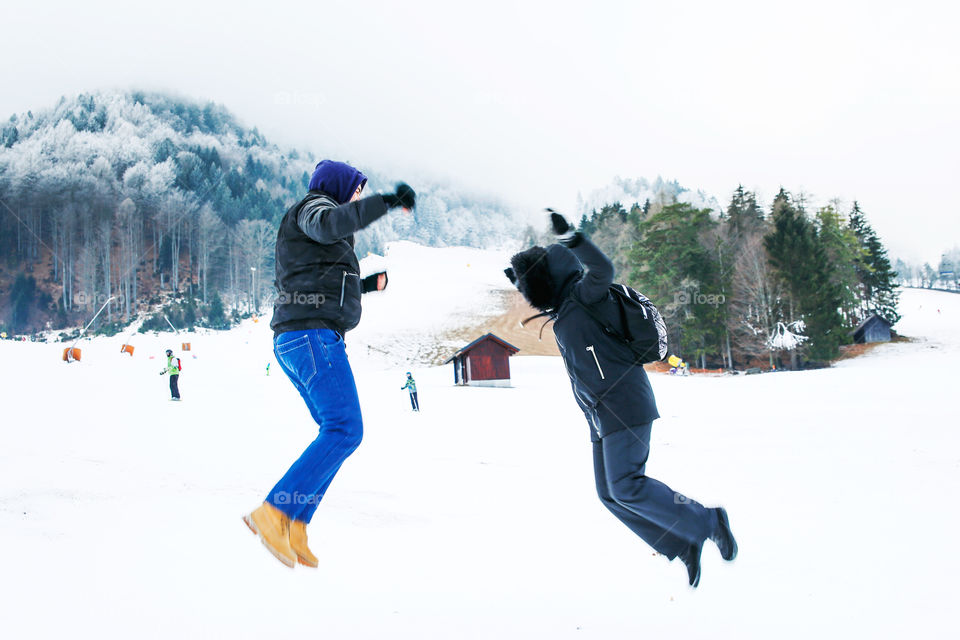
top-left (547, 237), bottom-right (660, 441)
top-left (270, 191), bottom-right (388, 337)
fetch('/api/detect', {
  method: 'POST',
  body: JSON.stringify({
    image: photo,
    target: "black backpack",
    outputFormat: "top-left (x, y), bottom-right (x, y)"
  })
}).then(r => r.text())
top-left (572, 284), bottom-right (668, 364)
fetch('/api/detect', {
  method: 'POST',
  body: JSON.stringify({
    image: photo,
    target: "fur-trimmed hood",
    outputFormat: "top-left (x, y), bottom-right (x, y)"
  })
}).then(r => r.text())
top-left (507, 243), bottom-right (583, 313)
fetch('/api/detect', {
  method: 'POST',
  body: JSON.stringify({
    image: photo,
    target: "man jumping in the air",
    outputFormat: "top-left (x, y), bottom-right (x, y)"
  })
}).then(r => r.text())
top-left (243, 160), bottom-right (415, 568)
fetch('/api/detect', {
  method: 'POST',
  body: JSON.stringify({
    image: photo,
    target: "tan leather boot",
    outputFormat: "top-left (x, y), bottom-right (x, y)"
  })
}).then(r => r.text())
top-left (289, 520), bottom-right (318, 568)
top-left (243, 502), bottom-right (296, 568)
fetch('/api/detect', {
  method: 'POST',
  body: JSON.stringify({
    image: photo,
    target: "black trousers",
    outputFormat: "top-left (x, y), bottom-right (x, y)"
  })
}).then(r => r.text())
top-left (409, 392), bottom-right (419, 411)
top-left (169, 374), bottom-right (180, 399)
top-left (592, 424), bottom-right (713, 559)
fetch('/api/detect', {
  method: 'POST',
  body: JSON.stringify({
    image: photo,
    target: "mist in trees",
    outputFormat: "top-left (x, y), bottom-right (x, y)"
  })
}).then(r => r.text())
top-left (893, 247), bottom-right (958, 293)
top-left (0, 91), bottom-right (526, 334)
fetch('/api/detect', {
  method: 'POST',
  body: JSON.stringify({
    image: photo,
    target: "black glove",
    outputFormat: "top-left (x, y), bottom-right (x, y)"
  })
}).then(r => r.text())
top-left (546, 208), bottom-right (579, 246)
top-left (383, 183), bottom-right (416, 210)
top-left (548, 209), bottom-right (570, 235)
top-left (504, 267), bottom-right (517, 285)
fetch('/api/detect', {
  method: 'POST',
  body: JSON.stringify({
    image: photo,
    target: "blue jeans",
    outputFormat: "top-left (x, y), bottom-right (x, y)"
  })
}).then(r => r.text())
top-left (268, 329), bottom-right (363, 523)
top-left (593, 424), bottom-right (715, 559)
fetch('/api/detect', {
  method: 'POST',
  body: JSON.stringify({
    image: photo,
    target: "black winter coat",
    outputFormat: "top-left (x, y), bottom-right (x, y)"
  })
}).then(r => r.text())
top-left (538, 237), bottom-right (660, 441)
top-left (270, 191), bottom-right (388, 337)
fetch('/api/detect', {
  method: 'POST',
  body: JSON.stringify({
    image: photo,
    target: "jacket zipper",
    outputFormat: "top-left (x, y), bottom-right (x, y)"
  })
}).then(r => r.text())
top-left (339, 271), bottom-right (358, 308)
top-left (586, 345), bottom-right (605, 380)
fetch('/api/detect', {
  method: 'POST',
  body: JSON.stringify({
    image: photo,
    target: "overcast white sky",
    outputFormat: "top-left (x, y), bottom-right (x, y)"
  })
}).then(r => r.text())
top-left (2, 0), bottom-right (957, 264)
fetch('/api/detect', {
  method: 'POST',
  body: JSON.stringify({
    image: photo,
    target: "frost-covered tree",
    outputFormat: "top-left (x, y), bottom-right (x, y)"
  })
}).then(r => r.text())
top-left (0, 91), bottom-right (527, 332)
top-left (937, 249), bottom-right (959, 290)
top-left (728, 234), bottom-right (781, 365)
top-left (196, 205), bottom-right (222, 304)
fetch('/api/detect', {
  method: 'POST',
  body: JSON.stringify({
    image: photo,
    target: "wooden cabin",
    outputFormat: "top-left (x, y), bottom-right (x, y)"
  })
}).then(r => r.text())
top-left (852, 314), bottom-right (892, 344)
top-left (444, 333), bottom-right (520, 387)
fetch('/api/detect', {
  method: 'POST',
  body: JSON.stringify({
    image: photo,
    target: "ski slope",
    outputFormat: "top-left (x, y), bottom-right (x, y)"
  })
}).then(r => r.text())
top-left (350, 241), bottom-right (515, 364)
top-left (1, 265), bottom-right (957, 638)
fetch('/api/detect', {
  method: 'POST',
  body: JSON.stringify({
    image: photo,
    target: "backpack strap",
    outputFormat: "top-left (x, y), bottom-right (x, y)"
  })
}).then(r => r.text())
top-left (571, 288), bottom-right (631, 346)
top-left (520, 310), bottom-right (553, 327)
top-left (520, 310), bottom-right (557, 341)
top-left (611, 286), bottom-right (634, 342)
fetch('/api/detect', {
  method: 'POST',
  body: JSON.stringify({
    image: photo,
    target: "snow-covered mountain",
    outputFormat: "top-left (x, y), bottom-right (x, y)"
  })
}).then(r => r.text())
top-left (0, 91), bottom-right (531, 333)
top-left (576, 175), bottom-right (722, 216)
top-left (0, 91), bottom-right (527, 255)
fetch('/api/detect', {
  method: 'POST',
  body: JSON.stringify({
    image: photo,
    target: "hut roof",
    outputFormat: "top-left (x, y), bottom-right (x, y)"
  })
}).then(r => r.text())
top-left (850, 313), bottom-right (892, 336)
top-left (443, 333), bottom-right (520, 364)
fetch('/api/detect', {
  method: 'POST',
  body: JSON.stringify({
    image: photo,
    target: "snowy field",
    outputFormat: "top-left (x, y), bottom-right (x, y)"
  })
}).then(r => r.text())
top-left (1, 269), bottom-right (958, 637)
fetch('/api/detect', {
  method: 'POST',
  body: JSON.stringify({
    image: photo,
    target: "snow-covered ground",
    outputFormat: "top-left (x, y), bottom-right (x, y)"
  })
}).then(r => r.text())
top-left (1, 263), bottom-right (958, 638)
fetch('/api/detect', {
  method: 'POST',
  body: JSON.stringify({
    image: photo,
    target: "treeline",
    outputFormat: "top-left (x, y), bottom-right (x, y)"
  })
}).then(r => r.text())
top-left (893, 250), bottom-right (959, 290)
top-left (577, 187), bottom-right (899, 369)
top-left (0, 91), bottom-right (524, 335)
top-left (0, 92), bottom-right (323, 334)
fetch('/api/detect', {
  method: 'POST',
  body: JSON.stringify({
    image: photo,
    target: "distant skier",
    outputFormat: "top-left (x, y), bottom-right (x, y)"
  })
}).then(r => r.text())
top-left (244, 159), bottom-right (416, 568)
top-left (159, 349), bottom-right (181, 400)
top-left (504, 211), bottom-right (737, 587)
top-left (400, 372), bottom-right (419, 412)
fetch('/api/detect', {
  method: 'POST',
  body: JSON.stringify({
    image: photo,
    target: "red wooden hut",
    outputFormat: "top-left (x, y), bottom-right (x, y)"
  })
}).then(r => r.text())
top-left (444, 333), bottom-right (520, 387)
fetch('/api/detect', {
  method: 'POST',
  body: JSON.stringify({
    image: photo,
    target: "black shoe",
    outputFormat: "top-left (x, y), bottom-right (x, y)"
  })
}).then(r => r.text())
top-left (678, 542), bottom-right (702, 588)
top-left (710, 507), bottom-right (738, 561)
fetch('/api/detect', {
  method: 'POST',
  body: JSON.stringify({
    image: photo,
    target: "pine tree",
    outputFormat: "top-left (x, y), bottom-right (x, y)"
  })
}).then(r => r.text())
top-left (724, 185), bottom-right (765, 238)
top-left (577, 214), bottom-right (592, 235)
top-left (848, 202), bottom-right (900, 324)
top-left (764, 189), bottom-right (845, 362)
top-left (815, 205), bottom-right (863, 324)
top-left (207, 292), bottom-right (227, 329)
top-left (724, 185), bottom-right (745, 222)
top-left (629, 203), bottom-right (722, 364)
